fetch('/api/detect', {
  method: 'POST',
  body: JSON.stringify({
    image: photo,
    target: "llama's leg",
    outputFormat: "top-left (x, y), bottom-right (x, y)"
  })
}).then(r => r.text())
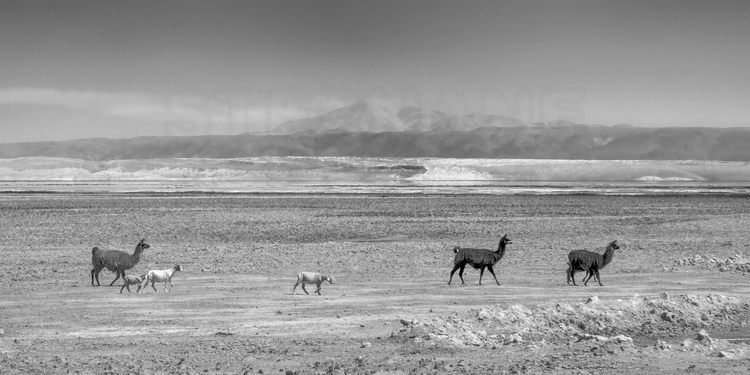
top-left (458, 265), bottom-right (466, 284)
top-left (570, 269), bottom-right (578, 286)
top-left (583, 269), bottom-right (594, 286)
top-left (448, 265), bottom-right (461, 285)
top-left (570, 267), bottom-right (578, 286)
top-left (120, 283), bottom-right (126, 294)
top-left (478, 267), bottom-right (485, 285)
top-left (91, 268), bottom-right (101, 286)
top-left (566, 264), bottom-right (574, 285)
top-left (487, 265), bottom-right (500, 286)
top-left (315, 282), bottom-right (322, 295)
top-left (594, 269), bottom-right (603, 286)
top-left (586, 270), bottom-right (594, 285)
top-left (301, 283), bottom-right (309, 295)
top-left (292, 279), bottom-right (301, 295)
top-left (93, 266), bottom-right (104, 286)
top-left (109, 269), bottom-right (123, 286)
top-left (136, 283), bottom-right (142, 293)
top-left (151, 280), bottom-right (158, 293)
top-left (584, 270), bottom-right (594, 285)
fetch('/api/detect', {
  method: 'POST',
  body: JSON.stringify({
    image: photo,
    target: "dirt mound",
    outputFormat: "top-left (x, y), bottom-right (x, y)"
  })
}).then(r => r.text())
top-left (671, 329), bottom-right (750, 359)
top-left (399, 294), bottom-right (750, 357)
top-left (672, 254), bottom-right (750, 273)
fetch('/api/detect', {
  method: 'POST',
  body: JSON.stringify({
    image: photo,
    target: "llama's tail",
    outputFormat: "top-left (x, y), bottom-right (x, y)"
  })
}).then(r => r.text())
top-left (452, 246), bottom-right (461, 254)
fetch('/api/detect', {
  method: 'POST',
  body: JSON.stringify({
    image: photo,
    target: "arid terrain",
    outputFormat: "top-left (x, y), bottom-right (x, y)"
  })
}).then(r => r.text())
top-left (1, 193), bottom-right (750, 374)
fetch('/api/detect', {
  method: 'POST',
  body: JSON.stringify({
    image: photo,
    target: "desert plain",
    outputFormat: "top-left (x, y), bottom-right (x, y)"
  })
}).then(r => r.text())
top-left (1, 192), bottom-right (750, 374)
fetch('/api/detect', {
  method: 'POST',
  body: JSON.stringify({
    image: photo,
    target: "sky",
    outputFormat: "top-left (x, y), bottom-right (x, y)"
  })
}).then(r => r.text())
top-left (1, 0), bottom-right (750, 142)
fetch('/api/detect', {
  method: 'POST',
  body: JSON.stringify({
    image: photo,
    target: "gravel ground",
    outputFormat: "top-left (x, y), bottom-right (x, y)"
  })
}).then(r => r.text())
top-left (1, 193), bottom-right (750, 374)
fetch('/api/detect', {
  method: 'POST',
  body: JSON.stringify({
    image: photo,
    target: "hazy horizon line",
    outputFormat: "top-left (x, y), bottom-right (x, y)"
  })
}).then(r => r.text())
top-left (2, 86), bottom-right (750, 143)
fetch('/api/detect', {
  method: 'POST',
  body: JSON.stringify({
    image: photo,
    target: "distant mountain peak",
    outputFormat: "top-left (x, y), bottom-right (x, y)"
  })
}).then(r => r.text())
top-left (353, 96), bottom-right (415, 109)
top-left (271, 98), bottom-right (528, 134)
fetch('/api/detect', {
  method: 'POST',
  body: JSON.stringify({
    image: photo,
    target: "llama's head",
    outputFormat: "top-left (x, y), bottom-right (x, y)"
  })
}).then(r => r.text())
top-left (500, 234), bottom-right (512, 245)
top-left (609, 240), bottom-right (620, 250)
top-left (174, 264), bottom-right (183, 272)
top-left (326, 275), bottom-right (333, 284)
top-left (602, 240), bottom-right (619, 267)
top-left (137, 239), bottom-right (150, 250)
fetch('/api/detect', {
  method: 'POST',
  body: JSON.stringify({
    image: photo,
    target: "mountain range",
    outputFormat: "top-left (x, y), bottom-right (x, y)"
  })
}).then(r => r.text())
top-left (2, 98), bottom-right (750, 161)
top-left (271, 97), bottom-right (529, 134)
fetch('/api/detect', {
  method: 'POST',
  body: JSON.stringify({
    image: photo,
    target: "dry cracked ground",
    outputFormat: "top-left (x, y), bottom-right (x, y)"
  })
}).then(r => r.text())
top-left (1, 193), bottom-right (750, 374)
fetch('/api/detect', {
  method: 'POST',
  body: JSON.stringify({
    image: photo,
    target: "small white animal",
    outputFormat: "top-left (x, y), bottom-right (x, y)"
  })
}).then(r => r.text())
top-left (144, 264), bottom-right (183, 293)
top-left (292, 272), bottom-right (333, 295)
top-left (120, 274), bottom-right (146, 294)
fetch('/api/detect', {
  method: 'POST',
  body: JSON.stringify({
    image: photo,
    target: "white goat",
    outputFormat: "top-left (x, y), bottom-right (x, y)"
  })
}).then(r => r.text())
top-left (144, 264), bottom-right (183, 293)
top-left (292, 272), bottom-right (333, 295)
top-left (120, 274), bottom-right (146, 294)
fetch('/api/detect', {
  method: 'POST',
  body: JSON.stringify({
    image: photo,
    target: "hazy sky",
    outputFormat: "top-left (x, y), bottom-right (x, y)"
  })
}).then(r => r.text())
top-left (1, 0), bottom-right (750, 141)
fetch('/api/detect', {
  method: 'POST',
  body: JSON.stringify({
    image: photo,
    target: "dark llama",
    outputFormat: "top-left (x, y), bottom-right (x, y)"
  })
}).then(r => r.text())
top-left (448, 234), bottom-right (512, 286)
top-left (91, 239), bottom-right (150, 286)
top-left (566, 240), bottom-right (620, 286)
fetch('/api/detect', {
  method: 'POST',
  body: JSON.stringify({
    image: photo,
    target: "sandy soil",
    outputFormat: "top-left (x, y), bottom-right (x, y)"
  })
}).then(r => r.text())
top-left (1, 193), bottom-right (750, 374)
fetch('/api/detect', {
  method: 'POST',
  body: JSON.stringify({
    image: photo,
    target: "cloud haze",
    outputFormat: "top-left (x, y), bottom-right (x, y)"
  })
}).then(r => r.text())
top-left (0, 87), bottom-right (347, 141)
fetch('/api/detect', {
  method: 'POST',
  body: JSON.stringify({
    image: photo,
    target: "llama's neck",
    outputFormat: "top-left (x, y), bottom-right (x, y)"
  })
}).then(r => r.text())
top-left (131, 246), bottom-right (144, 263)
top-left (601, 245), bottom-right (615, 268)
top-left (495, 241), bottom-right (507, 259)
